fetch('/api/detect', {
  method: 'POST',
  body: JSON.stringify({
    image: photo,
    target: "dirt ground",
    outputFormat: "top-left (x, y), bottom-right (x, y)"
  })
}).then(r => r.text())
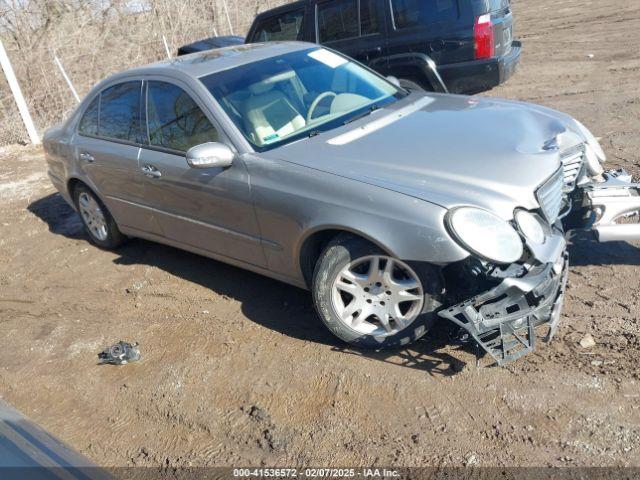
top-left (1, 0), bottom-right (640, 471)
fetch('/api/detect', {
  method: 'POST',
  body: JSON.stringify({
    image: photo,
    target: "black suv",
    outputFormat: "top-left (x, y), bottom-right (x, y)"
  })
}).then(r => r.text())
top-left (243, 0), bottom-right (520, 94)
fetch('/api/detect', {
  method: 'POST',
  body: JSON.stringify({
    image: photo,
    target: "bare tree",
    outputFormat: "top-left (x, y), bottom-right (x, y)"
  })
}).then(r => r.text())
top-left (0, 0), bottom-right (293, 145)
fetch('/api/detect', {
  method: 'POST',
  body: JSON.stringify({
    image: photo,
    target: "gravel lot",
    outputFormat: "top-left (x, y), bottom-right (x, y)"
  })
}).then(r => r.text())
top-left (0, 0), bottom-right (639, 470)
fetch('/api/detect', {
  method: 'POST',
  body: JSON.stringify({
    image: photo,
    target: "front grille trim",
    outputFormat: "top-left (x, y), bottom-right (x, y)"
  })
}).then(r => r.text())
top-left (561, 144), bottom-right (586, 192)
top-left (536, 168), bottom-right (565, 224)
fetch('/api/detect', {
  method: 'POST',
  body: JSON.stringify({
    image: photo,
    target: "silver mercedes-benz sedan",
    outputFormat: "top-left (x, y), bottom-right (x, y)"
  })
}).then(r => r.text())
top-left (44, 42), bottom-right (640, 365)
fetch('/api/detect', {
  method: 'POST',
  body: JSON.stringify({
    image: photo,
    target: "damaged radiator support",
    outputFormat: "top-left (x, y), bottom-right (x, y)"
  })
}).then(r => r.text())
top-left (439, 255), bottom-right (569, 366)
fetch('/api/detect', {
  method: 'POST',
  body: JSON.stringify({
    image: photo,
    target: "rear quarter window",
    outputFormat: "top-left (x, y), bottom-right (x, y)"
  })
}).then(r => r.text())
top-left (78, 96), bottom-right (99, 136)
top-left (391, 0), bottom-right (460, 29)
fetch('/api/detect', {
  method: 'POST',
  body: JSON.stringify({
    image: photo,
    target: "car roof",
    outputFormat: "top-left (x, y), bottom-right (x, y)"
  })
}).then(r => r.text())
top-left (117, 41), bottom-right (315, 81)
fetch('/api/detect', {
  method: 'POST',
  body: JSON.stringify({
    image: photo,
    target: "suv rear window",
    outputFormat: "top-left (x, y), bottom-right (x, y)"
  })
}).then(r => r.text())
top-left (318, 0), bottom-right (359, 42)
top-left (252, 9), bottom-right (306, 42)
top-left (318, 0), bottom-right (382, 42)
top-left (473, 0), bottom-right (510, 14)
top-left (360, 0), bottom-right (381, 35)
top-left (391, 0), bottom-right (459, 29)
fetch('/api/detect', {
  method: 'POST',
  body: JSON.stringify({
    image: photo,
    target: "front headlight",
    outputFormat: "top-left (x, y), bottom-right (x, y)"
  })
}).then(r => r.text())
top-left (514, 210), bottom-right (546, 245)
top-left (448, 207), bottom-right (524, 264)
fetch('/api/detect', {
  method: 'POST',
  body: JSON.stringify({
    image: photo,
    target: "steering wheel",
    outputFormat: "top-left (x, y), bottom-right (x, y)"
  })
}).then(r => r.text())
top-left (307, 92), bottom-right (338, 123)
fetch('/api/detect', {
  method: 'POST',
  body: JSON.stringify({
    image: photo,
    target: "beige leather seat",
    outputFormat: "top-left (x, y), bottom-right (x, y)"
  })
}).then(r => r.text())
top-left (242, 81), bottom-right (306, 146)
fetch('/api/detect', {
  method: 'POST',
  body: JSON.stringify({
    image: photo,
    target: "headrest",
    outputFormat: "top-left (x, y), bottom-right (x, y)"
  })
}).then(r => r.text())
top-left (249, 81), bottom-right (275, 95)
top-left (248, 70), bottom-right (296, 96)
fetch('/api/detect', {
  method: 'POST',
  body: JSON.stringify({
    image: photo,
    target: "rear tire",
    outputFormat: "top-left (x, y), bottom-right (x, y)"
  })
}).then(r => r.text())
top-left (312, 234), bottom-right (440, 350)
top-left (73, 184), bottom-right (126, 250)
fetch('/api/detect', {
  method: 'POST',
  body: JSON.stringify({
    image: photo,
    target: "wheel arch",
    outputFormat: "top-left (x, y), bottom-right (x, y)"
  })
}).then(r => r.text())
top-left (66, 177), bottom-right (104, 206)
top-left (371, 52), bottom-right (448, 93)
top-left (67, 177), bottom-right (84, 199)
top-left (297, 226), bottom-right (395, 289)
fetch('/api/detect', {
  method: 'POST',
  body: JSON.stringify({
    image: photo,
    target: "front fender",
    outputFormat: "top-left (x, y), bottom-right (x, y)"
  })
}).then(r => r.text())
top-left (244, 155), bottom-right (469, 284)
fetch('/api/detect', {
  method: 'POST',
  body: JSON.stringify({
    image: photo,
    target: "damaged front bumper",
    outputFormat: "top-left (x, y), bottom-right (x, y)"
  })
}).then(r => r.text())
top-left (439, 251), bottom-right (569, 366)
top-left (436, 166), bottom-right (638, 367)
top-left (582, 169), bottom-right (640, 242)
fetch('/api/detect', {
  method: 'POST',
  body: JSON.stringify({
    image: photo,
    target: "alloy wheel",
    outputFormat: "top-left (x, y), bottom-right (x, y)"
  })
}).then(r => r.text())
top-left (78, 192), bottom-right (108, 241)
top-left (331, 255), bottom-right (424, 337)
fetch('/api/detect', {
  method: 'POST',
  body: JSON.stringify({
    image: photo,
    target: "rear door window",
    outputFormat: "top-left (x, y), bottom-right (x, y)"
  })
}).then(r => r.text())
top-left (391, 0), bottom-right (459, 29)
top-left (251, 9), bottom-right (306, 42)
top-left (146, 81), bottom-right (219, 153)
top-left (318, 0), bottom-right (359, 42)
top-left (98, 81), bottom-right (142, 143)
top-left (78, 96), bottom-right (99, 137)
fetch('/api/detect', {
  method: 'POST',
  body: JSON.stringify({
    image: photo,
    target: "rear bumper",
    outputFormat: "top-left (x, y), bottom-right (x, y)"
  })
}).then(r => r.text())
top-left (438, 40), bottom-right (522, 94)
top-left (439, 249), bottom-right (568, 366)
top-left (48, 171), bottom-right (75, 209)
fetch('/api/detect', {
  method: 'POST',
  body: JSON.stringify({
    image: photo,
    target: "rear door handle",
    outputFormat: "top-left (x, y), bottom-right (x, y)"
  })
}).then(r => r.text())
top-left (80, 152), bottom-right (94, 163)
top-left (141, 164), bottom-right (162, 179)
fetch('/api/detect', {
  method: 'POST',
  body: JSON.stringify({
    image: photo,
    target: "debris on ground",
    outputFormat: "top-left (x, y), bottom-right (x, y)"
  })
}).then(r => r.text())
top-left (98, 341), bottom-right (141, 365)
top-left (580, 334), bottom-right (597, 349)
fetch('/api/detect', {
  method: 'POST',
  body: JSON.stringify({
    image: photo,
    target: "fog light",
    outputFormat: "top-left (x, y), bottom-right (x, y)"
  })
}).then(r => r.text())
top-left (515, 210), bottom-right (546, 244)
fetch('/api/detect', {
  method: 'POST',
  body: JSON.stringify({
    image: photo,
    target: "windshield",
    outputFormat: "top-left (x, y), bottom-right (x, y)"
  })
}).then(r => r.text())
top-left (200, 48), bottom-right (405, 151)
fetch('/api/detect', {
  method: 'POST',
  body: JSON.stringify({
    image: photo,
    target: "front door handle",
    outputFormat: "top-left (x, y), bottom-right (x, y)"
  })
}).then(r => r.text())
top-left (141, 164), bottom-right (162, 179)
top-left (80, 152), bottom-right (94, 163)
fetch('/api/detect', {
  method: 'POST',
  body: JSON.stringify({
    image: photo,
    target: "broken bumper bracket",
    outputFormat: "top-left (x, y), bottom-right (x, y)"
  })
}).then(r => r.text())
top-left (439, 254), bottom-right (569, 366)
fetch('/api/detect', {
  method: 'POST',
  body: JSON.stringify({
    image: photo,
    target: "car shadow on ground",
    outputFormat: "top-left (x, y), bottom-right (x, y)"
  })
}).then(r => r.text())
top-left (27, 193), bottom-right (640, 378)
top-left (111, 239), bottom-right (470, 377)
top-left (567, 231), bottom-right (640, 266)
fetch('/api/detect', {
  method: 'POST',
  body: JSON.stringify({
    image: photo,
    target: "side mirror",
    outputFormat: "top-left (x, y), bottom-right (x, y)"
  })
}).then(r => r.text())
top-left (186, 142), bottom-right (234, 169)
top-left (386, 75), bottom-right (401, 88)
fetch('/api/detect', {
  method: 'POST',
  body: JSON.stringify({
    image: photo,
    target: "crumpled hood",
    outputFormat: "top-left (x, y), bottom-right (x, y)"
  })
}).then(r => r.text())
top-left (263, 93), bottom-right (586, 220)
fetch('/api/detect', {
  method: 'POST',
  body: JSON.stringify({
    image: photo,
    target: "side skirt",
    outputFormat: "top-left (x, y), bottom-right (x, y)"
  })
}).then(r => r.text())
top-left (119, 225), bottom-right (309, 291)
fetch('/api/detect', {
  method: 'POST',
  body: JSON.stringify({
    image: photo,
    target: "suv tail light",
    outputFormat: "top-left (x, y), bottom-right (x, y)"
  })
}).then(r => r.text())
top-left (474, 14), bottom-right (495, 60)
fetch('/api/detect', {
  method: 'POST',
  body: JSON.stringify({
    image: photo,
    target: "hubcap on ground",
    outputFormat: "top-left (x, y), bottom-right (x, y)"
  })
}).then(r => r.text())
top-left (331, 255), bottom-right (424, 337)
top-left (78, 193), bottom-right (108, 241)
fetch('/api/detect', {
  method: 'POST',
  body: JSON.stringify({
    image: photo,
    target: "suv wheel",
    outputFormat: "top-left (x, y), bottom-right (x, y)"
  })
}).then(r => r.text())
top-left (73, 184), bottom-right (126, 249)
top-left (399, 78), bottom-right (427, 92)
top-left (312, 235), bottom-right (440, 349)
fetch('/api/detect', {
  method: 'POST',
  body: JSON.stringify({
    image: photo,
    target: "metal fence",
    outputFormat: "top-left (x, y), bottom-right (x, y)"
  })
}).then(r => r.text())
top-left (0, 0), bottom-right (289, 146)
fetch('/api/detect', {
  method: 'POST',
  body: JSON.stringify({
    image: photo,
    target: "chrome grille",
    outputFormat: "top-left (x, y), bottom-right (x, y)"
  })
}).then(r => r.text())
top-left (536, 168), bottom-right (564, 224)
top-left (561, 144), bottom-right (586, 192)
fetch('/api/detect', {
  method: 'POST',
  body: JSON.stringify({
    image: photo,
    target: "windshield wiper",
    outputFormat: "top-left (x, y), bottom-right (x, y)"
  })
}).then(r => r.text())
top-left (343, 104), bottom-right (382, 125)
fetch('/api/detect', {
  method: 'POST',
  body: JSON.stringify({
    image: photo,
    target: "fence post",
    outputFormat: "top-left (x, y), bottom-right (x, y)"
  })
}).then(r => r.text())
top-left (0, 39), bottom-right (40, 145)
top-left (221, 0), bottom-right (234, 35)
top-left (162, 35), bottom-right (172, 59)
top-left (54, 56), bottom-right (80, 103)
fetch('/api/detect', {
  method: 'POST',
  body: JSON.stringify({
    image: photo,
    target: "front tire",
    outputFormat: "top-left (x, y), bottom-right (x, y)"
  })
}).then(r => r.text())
top-left (73, 184), bottom-right (126, 249)
top-left (312, 235), bottom-right (440, 349)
